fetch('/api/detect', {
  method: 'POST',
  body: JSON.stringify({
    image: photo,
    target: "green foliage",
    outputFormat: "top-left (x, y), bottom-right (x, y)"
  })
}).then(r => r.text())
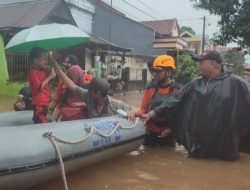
top-left (223, 50), bottom-right (245, 75)
top-left (180, 26), bottom-right (196, 35)
top-left (174, 53), bottom-right (199, 84)
top-left (190, 0), bottom-right (250, 47)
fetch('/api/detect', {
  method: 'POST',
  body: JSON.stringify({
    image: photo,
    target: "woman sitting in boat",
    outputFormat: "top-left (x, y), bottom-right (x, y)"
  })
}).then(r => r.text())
top-left (59, 65), bottom-right (88, 121)
top-left (51, 52), bottom-right (134, 118)
top-left (50, 54), bottom-right (92, 121)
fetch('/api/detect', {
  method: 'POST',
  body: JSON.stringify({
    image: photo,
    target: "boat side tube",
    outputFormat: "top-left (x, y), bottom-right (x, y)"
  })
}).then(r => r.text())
top-left (0, 116), bottom-right (146, 189)
top-left (0, 111), bottom-right (33, 127)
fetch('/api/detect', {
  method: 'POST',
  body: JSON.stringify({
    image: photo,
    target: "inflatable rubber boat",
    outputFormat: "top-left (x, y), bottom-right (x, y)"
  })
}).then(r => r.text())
top-left (0, 111), bottom-right (145, 190)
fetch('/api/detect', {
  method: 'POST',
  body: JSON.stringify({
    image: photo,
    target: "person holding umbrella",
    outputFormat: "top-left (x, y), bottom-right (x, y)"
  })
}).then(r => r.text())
top-left (28, 47), bottom-right (56, 124)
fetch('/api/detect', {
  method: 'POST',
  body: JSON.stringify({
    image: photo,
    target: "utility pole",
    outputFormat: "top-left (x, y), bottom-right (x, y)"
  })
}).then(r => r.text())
top-left (202, 16), bottom-right (206, 52)
top-left (106, 0), bottom-right (113, 80)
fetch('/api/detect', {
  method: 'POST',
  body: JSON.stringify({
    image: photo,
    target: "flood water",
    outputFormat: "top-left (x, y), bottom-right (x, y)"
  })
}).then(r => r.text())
top-left (0, 96), bottom-right (16, 112)
top-left (1, 92), bottom-right (250, 190)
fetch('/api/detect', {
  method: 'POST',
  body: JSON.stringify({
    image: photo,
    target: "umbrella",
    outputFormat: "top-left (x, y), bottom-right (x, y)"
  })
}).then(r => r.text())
top-left (5, 23), bottom-right (89, 52)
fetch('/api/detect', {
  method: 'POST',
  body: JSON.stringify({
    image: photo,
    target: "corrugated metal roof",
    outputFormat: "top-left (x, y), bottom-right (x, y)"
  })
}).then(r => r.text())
top-left (96, 0), bottom-right (125, 17)
top-left (0, 0), bottom-right (61, 28)
top-left (89, 34), bottom-right (131, 52)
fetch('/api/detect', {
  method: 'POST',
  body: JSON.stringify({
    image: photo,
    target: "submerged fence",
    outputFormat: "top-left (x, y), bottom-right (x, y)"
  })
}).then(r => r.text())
top-left (5, 52), bottom-right (29, 82)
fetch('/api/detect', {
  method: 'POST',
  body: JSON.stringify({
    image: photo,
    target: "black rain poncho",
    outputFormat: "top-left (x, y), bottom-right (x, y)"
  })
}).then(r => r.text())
top-left (152, 73), bottom-right (250, 160)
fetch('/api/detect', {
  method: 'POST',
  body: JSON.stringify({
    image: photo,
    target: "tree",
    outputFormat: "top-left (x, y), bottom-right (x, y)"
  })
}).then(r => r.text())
top-left (223, 50), bottom-right (245, 75)
top-left (174, 53), bottom-right (199, 84)
top-left (180, 26), bottom-right (196, 35)
top-left (190, 0), bottom-right (250, 47)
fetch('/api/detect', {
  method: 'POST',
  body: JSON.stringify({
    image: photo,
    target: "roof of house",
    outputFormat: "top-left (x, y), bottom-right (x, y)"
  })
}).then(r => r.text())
top-left (140, 19), bottom-right (178, 36)
top-left (180, 31), bottom-right (195, 37)
top-left (0, 0), bottom-right (76, 28)
top-left (96, 0), bottom-right (125, 17)
top-left (0, 0), bottom-right (37, 5)
top-left (89, 34), bottom-right (131, 52)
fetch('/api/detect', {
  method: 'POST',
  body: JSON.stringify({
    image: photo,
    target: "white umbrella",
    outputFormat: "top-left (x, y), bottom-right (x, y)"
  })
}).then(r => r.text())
top-left (5, 23), bottom-right (89, 52)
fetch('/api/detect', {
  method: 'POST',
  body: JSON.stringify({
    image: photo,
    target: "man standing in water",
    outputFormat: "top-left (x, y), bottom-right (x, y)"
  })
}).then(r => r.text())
top-left (128, 55), bottom-right (181, 147)
top-left (142, 50), bottom-right (250, 161)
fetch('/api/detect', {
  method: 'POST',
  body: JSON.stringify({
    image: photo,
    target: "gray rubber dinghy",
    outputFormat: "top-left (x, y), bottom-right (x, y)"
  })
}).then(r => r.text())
top-left (0, 111), bottom-right (145, 190)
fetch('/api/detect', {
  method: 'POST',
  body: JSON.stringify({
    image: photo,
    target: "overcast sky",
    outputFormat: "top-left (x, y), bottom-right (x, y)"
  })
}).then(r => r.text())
top-left (103, 0), bottom-right (219, 37)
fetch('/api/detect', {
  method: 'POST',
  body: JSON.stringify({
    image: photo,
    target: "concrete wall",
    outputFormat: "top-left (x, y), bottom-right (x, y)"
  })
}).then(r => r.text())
top-left (59, 0), bottom-right (96, 34)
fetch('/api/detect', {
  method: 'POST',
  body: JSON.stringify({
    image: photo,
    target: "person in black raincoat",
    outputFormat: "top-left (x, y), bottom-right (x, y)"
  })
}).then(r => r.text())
top-left (141, 50), bottom-right (250, 161)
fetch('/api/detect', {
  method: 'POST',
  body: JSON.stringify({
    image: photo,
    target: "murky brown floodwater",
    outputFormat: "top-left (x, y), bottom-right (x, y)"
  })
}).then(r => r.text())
top-left (1, 92), bottom-right (250, 190)
top-left (0, 96), bottom-right (16, 112)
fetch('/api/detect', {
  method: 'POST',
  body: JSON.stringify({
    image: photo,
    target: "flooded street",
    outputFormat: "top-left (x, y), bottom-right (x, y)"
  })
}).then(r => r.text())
top-left (1, 92), bottom-right (250, 190)
top-left (0, 96), bottom-right (16, 112)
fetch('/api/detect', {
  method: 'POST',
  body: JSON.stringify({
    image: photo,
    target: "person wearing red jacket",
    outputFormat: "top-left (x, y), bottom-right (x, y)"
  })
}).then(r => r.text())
top-left (28, 47), bottom-right (55, 124)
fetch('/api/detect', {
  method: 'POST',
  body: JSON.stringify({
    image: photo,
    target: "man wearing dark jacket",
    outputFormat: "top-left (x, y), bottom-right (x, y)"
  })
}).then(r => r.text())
top-left (142, 50), bottom-right (250, 161)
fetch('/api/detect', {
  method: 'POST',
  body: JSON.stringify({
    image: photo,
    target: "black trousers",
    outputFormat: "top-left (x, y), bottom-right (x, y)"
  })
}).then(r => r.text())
top-left (143, 131), bottom-right (176, 147)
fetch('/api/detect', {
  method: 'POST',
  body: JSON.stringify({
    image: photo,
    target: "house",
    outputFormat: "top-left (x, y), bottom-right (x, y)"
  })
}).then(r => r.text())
top-left (0, 0), bottom-right (78, 96)
top-left (0, 0), bottom-right (130, 82)
top-left (180, 31), bottom-right (203, 54)
top-left (93, 0), bottom-right (164, 90)
top-left (64, 0), bottom-right (95, 34)
top-left (0, 0), bottom-right (188, 94)
top-left (141, 19), bottom-right (187, 56)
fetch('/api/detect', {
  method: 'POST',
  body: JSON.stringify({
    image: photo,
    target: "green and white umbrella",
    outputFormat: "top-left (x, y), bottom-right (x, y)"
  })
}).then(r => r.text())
top-left (5, 23), bottom-right (89, 52)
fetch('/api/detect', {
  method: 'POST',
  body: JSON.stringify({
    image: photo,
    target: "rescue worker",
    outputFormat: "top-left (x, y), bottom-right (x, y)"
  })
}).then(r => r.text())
top-left (142, 50), bottom-right (250, 160)
top-left (128, 55), bottom-right (181, 147)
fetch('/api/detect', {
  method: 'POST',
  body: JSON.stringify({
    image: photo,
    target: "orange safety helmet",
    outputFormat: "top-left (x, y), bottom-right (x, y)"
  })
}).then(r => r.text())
top-left (153, 55), bottom-right (176, 70)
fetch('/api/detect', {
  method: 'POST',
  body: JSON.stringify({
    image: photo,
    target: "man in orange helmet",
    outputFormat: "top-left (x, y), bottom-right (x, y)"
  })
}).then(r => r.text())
top-left (141, 50), bottom-right (250, 160)
top-left (128, 55), bottom-right (181, 147)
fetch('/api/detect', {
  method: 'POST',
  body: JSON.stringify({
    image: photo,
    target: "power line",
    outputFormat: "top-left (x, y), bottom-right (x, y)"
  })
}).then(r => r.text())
top-left (102, 0), bottom-right (147, 21)
top-left (111, 4), bottom-right (142, 21)
top-left (178, 17), bottom-right (203, 22)
top-left (135, 0), bottom-right (164, 19)
top-left (103, 0), bottom-right (210, 37)
top-left (120, 0), bottom-right (158, 20)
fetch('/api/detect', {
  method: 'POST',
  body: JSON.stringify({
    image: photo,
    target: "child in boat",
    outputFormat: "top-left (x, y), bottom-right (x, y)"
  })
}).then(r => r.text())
top-left (28, 47), bottom-right (56, 124)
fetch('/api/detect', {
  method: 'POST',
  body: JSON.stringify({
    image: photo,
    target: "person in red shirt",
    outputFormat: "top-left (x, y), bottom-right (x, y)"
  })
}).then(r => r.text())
top-left (28, 47), bottom-right (55, 124)
top-left (128, 55), bottom-right (181, 147)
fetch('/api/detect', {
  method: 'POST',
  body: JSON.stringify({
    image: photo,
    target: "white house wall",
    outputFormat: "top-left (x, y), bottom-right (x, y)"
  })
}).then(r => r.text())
top-left (65, 0), bottom-right (95, 34)
top-left (70, 8), bottom-right (93, 33)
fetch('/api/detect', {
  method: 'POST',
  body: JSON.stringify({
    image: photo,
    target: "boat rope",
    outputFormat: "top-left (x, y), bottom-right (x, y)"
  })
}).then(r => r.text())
top-left (47, 135), bottom-right (69, 190)
top-left (43, 118), bottom-right (139, 144)
top-left (42, 118), bottom-right (140, 190)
